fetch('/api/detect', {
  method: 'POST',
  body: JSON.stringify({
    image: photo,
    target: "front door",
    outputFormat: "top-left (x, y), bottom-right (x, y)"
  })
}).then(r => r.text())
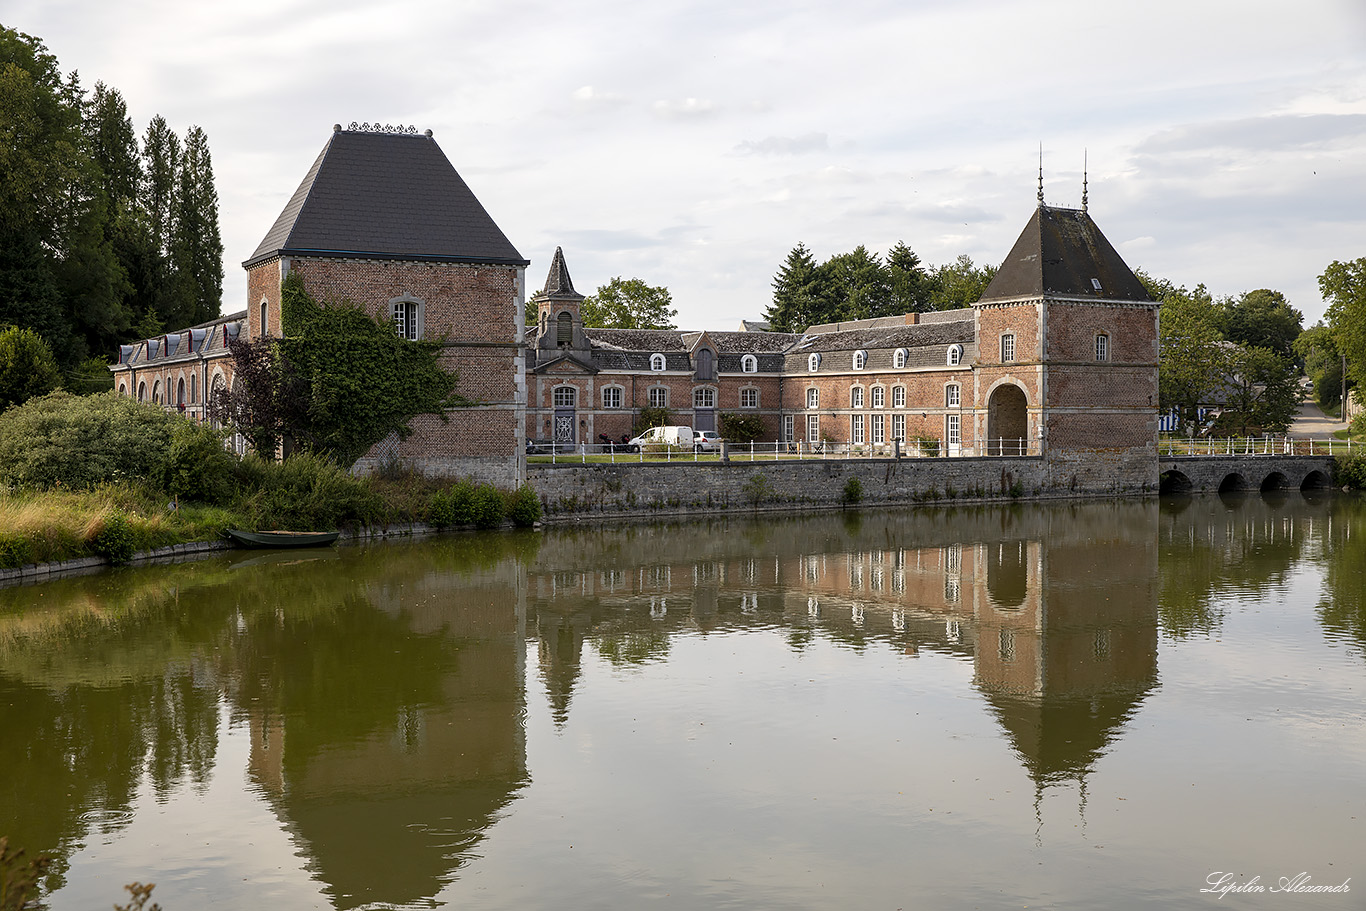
top-left (554, 409), bottom-right (575, 444)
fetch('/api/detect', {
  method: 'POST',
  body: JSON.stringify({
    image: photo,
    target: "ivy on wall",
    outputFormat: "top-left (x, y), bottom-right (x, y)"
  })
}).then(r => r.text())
top-left (213, 274), bottom-right (468, 466)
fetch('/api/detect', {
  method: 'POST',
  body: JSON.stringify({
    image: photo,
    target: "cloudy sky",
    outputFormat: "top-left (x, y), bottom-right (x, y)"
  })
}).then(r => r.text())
top-left (9, 0), bottom-right (1366, 329)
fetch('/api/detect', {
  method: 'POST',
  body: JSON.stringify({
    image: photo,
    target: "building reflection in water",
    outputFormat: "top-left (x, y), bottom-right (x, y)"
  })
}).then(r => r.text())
top-left (527, 506), bottom-right (1159, 805)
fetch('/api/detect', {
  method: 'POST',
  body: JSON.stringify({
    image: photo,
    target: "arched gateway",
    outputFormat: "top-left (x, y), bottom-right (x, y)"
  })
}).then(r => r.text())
top-left (987, 384), bottom-right (1028, 456)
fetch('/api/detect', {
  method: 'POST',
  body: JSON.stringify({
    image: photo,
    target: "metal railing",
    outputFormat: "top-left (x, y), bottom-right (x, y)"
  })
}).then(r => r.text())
top-left (1160, 436), bottom-right (1350, 457)
top-left (527, 438), bottom-right (1041, 465)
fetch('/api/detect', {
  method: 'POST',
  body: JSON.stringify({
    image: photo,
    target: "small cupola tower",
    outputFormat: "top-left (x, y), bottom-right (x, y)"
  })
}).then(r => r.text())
top-left (531, 247), bottom-right (589, 353)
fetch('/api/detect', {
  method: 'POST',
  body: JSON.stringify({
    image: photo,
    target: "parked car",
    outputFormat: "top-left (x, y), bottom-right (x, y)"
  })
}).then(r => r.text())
top-left (693, 431), bottom-right (722, 452)
top-left (626, 425), bottom-right (695, 451)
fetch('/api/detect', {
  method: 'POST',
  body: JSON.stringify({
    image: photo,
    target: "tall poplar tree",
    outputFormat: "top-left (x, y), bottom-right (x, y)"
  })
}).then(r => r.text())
top-left (172, 125), bottom-right (223, 327)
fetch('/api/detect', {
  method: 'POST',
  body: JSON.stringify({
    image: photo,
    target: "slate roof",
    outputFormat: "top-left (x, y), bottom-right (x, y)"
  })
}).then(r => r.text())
top-left (981, 205), bottom-right (1151, 303)
top-left (791, 319), bottom-right (973, 353)
top-left (244, 128), bottom-right (527, 269)
top-left (586, 329), bottom-right (691, 352)
top-left (534, 247), bottom-right (584, 301)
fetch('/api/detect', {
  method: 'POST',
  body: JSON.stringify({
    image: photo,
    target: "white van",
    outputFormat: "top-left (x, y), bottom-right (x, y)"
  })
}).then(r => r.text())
top-left (627, 425), bottom-right (694, 450)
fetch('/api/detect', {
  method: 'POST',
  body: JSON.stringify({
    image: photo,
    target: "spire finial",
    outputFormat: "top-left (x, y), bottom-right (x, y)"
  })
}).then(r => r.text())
top-left (1081, 149), bottom-right (1088, 215)
top-left (1037, 143), bottom-right (1045, 207)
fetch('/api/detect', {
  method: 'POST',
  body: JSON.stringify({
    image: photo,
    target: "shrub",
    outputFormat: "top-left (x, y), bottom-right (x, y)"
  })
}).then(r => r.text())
top-left (505, 484), bottom-right (542, 527)
top-left (1337, 450), bottom-right (1366, 489)
top-left (742, 472), bottom-right (775, 507)
top-left (429, 480), bottom-right (476, 528)
top-left (719, 411), bottom-right (765, 444)
top-left (91, 513), bottom-right (135, 564)
top-left (0, 391), bottom-right (184, 490)
top-left (470, 483), bottom-right (506, 528)
top-left (0, 531), bottom-right (34, 568)
top-left (245, 451), bottom-right (380, 530)
top-left (0, 326), bottom-right (62, 413)
top-left (841, 475), bottom-right (864, 506)
top-left (158, 422), bottom-right (239, 505)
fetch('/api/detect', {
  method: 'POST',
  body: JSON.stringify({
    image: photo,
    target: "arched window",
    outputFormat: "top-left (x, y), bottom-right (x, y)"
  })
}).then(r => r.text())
top-left (808, 353), bottom-right (821, 372)
top-left (137, 382), bottom-right (146, 402)
top-left (119, 382), bottom-right (127, 397)
top-left (806, 387), bottom-right (819, 409)
top-left (1095, 333), bottom-right (1109, 361)
top-left (892, 385), bottom-right (906, 408)
top-left (741, 354), bottom-right (758, 373)
top-left (947, 344), bottom-right (963, 366)
top-left (945, 384), bottom-right (961, 407)
top-left (871, 386), bottom-right (885, 408)
top-left (259, 300), bottom-right (269, 337)
top-left (853, 350), bottom-right (867, 370)
top-left (894, 348), bottom-right (908, 369)
top-left (557, 311), bottom-right (573, 346)
top-left (152, 380), bottom-right (161, 404)
top-left (553, 386), bottom-right (576, 407)
top-left (851, 386), bottom-right (864, 408)
top-left (177, 378), bottom-right (186, 407)
top-left (694, 387), bottom-right (716, 408)
top-left (650, 353), bottom-right (666, 371)
top-left (189, 374), bottom-right (197, 404)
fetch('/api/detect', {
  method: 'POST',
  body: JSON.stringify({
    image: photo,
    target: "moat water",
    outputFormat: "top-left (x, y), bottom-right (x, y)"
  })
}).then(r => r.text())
top-left (1, 496), bottom-right (1363, 910)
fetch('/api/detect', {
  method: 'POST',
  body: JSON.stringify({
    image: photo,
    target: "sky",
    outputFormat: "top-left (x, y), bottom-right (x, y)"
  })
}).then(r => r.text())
top-left (8, 0), bottom-right (1366, 330)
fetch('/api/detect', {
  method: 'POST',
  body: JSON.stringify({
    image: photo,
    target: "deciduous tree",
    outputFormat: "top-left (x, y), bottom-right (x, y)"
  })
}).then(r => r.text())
top-left (581, 277), bottom-right (678, 330)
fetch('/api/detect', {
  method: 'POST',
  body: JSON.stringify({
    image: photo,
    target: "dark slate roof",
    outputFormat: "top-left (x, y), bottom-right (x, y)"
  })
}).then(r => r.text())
top-left (980, 205), bottom-right (1151, 303)
top-left (791, 319), bottom-right (973, 353)
top-left (244, 128), bottom-right (527, 268)
top-left (586, 329), bottom-right (690, 352)
top-left (534, 247), bottom-right (583, 301)
top-left (705, 331), bottom-right (801, 353)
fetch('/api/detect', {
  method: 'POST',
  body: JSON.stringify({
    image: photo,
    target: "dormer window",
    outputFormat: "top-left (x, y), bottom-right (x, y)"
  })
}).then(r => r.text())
top-left (853, 350), bottom-right (867, 370)
top-left (894, 348), bottom-right (908, 369)
top-left (947, 344), bottom-right (963, 366)
top-left (741, 354), bottom-right (758, 373)
top-left (695, 347), bottom-right (714, 380)
top-left (808, 353), bottom-right (821, 372)
top-left (650, 353), bottom-right (666, 371)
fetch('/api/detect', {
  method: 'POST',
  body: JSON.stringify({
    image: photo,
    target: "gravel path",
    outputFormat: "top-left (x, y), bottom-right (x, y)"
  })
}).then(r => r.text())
top-left (1288, 393), bottom-right (1344, 438)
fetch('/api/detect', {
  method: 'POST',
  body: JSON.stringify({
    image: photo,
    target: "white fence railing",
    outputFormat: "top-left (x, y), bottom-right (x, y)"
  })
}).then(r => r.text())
top-left (1161, 436), bottom-right (1349, 457)
top-left (527, 438), bottom-right (1040, 464)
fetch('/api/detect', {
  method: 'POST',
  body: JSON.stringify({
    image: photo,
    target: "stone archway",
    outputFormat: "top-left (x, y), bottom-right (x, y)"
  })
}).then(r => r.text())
top-left (987, 384), bottom-right (1028, 455)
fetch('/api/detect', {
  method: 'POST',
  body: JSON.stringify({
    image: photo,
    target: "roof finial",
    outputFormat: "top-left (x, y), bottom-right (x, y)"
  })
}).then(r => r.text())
top-left (1081, 149), bottom-right (1088, 215)
top-left (1037, 143), bottom-right (1045, 207)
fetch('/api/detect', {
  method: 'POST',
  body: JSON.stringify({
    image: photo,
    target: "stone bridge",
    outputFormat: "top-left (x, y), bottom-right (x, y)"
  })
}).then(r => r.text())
top-left (1158, 455), bottom-right (1336, 493)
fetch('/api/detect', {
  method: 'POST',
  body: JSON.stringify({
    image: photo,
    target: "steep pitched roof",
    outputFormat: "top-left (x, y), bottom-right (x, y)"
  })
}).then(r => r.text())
top-left (533, 247), bottom-right (584, 302)
top-left (980, 205), bottom-right (1151, 304)
top-left (244, 127), bottom-right (527, 269)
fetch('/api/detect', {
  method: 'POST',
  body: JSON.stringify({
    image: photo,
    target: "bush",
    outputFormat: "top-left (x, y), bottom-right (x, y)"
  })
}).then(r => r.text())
top-left (244, 451), bottom-right (379, 530)
top-left (0, 391), bottom-right (185, 490)
top-left (428, 480), bottom-right (476, 528)
top-left (470, 483), bottom-right (506, 528)
top-left (1338, 451), bottom-right (1366, 489)
top-left (0, 531), bottom-right (34, 569)
top-left (742, 472), bottom-right (775, 507)
top-left (91, 513), bottom-right (135, 564)
top-left (719, 411), bottom-right (766, 444)
top-left (505, 484), bottom-right (542, 527)
top-left (841, 475), bottom-right (864, 506)
top-left (158, 422), bottom-right (239, 505)
top-left (0, 325), bottom-right (62, 413)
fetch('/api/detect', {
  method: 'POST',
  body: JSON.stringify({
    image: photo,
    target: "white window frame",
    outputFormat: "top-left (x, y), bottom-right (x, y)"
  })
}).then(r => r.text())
top-left (740, 387), bottom-right (759, 409)
top-left (851, 386), bottom-right (864, 409)
top-left (947, 344), bottom-right (962, 366)
top-left (390, 294), bottom-right (424, 340)
top-left (892, 385), bottom-right (906, 408)
top-left (650, 353), bottom-right (666, 371)
top-left (946, 384), bottom-right (961, 408)
top-left (894, 348), bottom-right (908, 369)
top-left (806, 387), bottom-right (819, 409)
top-left (892, 413), bottom-right (905, 442)
top-left (808, 353), bottom-right (821, 372)
top-left (851, 413), bottom-right (865, 444)
top-left (741, 354), bottom-right (758, 373)
top-left (946, 413), bottom-right (961, 445)
top-left (1001, 333), bottom-right (1015, 363)
top-left (602, 386), bottom-right (623, 409)
top-left (648, 386), bottom-right (669, 408)
top-left (783, 414), bottom-right (795, 441)
top-left (694, 386), bottom-right (716, 409)
top-left (553, 386), bottom-right (577, 407)
top-left (853, 350), bottom-right (867, 370)
top-left (871, 414), bottom-right (885, 444)
top-left (806, 414), bottom-right (820, 442)
top-left (1095, 333), bottom-right (1109, 362)
top-left (871, 386), bottom-right (885, 409)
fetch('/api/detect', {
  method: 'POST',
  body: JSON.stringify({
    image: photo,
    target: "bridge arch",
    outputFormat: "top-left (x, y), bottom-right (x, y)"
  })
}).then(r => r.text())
top-left (1160, 470), bottom-right (1193, 494)
top-left (1218, 473), bottom-right (1251, 493)
top-left (1260, 471), bottom-right (1288, 492)
top-left (1301, 469), bottom-right (1332, 490)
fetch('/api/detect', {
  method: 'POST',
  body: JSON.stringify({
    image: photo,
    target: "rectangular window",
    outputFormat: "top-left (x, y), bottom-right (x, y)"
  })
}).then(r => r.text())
top-left (946, 384), bottom-right (960, 407)
top-left (694, 387), bottom-right (716, 408)
top-left (783, 415), bottom-right (795, 441)
top-left (602, 387), bottom-right (622, 409)
top-left (851, 387), bottom-right (864, 408)
top-left (872, 386), bottom-right (885, 408)
top-left (553, 386), bottom-right (576, 407)
top-left (392, 300), bottom-right (418, 340)
top-left (807, 414), bottom-right (820, 442)
top-left (892, 386), bottom-right (905, 408)
top-left (892, 413), bottom-right (905, 442)
top-left (740, 388), bottom-right (758, 408)
top-left (648, 387), bottom-right (668, 408)
top-left (1001, 333), bottom-right (1015, 363)
top-left (1096, 334), bottom-right (1109, 361)
top-left (806, 387), bottom-right (818, 409)
top-left (851, 414), bottom-right (865, 444)
top-left (946, 413), bottom-right (961, 445)
top-left (871, 414), bottom-right (884, 444)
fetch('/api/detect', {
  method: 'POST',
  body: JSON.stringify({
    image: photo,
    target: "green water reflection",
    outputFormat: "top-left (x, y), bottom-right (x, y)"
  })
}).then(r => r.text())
top-left (1, 497), bottom-right (1363, 909)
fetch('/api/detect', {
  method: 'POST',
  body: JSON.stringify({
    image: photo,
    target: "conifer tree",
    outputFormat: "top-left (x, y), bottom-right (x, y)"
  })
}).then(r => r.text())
top-left (171, 126), bottom-right (223, 326)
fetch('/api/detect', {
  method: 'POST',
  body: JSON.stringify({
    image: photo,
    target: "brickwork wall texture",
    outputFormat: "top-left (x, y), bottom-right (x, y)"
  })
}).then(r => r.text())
top-left (976, 303), bottom-right (1041, 363)
top-left (1043, 303), bottom-right (1158, 364)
